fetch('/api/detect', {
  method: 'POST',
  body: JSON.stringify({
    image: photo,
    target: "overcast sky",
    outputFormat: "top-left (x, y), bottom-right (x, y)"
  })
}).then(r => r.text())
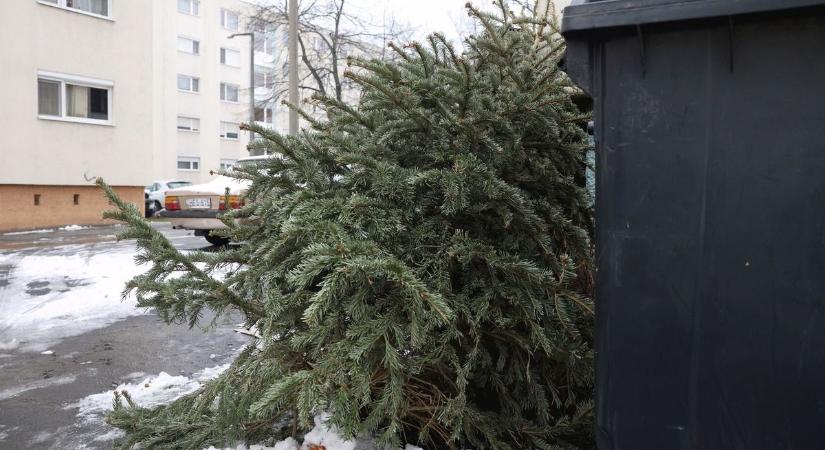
top-left (344, 0), bottom-right (570, 45)
top-left (344, 0), bottom-right (515, 44)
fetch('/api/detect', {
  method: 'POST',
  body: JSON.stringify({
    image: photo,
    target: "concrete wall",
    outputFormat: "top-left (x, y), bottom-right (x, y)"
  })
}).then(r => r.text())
top-left (0, 185), bottom-right (143, 231)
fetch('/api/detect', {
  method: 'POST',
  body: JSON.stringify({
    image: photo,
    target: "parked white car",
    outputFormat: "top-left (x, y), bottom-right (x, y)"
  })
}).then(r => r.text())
top-left (144, 180), bottom-right (193, 217)
top-left (158, 155), bottom-right (270, 245)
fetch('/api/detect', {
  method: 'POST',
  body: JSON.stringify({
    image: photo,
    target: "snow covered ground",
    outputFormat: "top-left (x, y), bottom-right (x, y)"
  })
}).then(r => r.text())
top-left (0, 224), bottom-right (251, 449)
top-left (0, 241), bottom-right (148, 353)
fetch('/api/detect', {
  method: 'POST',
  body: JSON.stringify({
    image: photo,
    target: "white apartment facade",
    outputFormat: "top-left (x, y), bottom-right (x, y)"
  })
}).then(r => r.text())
top-left (0, 0), bottom-right (255, 231)
top-left (154, 0), bottom-right (254, 185)
top-left (0, 0), bottom-right (155, 231)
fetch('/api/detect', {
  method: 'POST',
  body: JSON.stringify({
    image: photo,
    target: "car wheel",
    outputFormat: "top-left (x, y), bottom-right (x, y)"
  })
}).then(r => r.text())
top-left (146, 201), bottom-right (162, 218)
top-left (204, 234), bottom-right (230, 246)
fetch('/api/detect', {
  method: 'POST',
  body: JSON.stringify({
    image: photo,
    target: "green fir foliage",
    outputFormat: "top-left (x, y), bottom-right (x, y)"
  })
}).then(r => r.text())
top-left (99, 2), bottom-right (595, 448)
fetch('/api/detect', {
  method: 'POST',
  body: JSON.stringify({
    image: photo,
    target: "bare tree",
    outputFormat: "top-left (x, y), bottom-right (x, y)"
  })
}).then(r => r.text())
top-left (247, 0), bottom-right (413, 108)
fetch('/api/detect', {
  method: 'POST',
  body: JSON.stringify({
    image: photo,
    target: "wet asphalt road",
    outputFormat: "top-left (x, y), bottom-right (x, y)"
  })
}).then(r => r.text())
top-left (0, 223), bottom-right (249, 449)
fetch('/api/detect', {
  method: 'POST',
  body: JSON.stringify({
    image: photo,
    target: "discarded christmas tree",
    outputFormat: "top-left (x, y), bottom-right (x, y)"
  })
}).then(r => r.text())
top-left (100, 2), bottom-right (595, 448)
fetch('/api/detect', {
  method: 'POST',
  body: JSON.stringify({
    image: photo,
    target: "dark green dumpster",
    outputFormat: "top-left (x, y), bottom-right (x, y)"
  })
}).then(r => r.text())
top-left (562, 1), bottom-right (825, 449)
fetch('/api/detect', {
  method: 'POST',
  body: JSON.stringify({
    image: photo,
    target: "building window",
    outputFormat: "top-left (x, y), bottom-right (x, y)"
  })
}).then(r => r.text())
top-left (254, 66), bottom-right (274, 89)
top-left (177, 116), bottom-right (200, 132)
top-left (220, 159), bottom-right (236, 171)
top-left (177, 36), bottom-right (200, 55)
top-left (177, 156), bottom-right (200, 171)
top-left (220, 9), bottom-right (239, 31)
top-left (220, 122), bottom-right (240, 140)
top-left (253, 26), bottom-right (276, 56)
top-left (40, 0), bottom-right (111, 18)
top-left (177, 74), bottom-right (200, 93)
top-left (177, 0), bottom-right (199, 15)
top-left (38, 71), bottom-right (113, 124)
top-left (220, 83), bottom-right (239, 102)
top-left (254, 105), bottom-right (274, 124)
top-left (220, 48), bottom-right (241, 67)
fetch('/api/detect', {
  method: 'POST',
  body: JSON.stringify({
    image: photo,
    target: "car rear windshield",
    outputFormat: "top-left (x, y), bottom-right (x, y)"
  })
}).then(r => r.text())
top-left (167, 182), bottom-right (192, 189)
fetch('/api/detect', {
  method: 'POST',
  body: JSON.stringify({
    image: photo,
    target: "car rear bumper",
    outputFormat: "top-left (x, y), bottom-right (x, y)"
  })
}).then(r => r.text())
top-left (158, 209), bottom-right (227, 231)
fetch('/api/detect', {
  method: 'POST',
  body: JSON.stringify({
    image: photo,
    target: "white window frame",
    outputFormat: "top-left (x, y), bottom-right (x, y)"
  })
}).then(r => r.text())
top-left (37, 0), bottom-right (113, 20)
top-left (254, 66), bottom-right (275, 89)
top-left (220, 82), bottom-right (239, 103)
top-left (177, 116), bottom-right (200, 132)
top-left (220, 122), bottom-right (240, 140)
top-left (220, 8), bottom-right (239, 31)
top-left (255, 104), bottom-right (275, 125)
top-left (177, 156), bottom-right (200, 172)
top-left (177, 36), bottom-right (200, 55)
top-left (177, 0), bottom-right (199, 16)
top-left (220, 47), bottom-right (241, 68)
top-left (37, 70), bottom-right (114, 126)
top-left (177, 74), bottom-right (200, 93)
top-left (219, 159), bottom-right (236, 171)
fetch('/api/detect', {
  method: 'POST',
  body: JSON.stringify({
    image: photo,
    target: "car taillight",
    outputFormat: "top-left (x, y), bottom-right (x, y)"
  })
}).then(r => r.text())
top-left (165, 196), bottom-right (181, 211)
top-left (219, 195), bottom-right (244, 210)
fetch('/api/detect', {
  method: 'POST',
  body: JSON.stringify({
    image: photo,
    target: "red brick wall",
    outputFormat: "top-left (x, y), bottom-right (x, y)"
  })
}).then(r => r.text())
top-left (0, 185), bottom-right (144, 232)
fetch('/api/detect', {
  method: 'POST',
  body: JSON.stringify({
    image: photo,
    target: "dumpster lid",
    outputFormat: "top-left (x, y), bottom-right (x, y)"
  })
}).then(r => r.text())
top-left (562, 0), bottom-right (825, 33)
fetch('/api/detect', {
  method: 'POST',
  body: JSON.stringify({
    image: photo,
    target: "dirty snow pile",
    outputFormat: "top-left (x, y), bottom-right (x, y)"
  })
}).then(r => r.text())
top-left (203, 415), bottom-right (424, 450)
top-left (72, 362), bottom-right (422, 450)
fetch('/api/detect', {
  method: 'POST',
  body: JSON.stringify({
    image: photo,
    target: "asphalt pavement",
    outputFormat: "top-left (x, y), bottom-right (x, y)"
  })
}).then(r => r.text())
top-left (0, 223), bottom-right (250, 449)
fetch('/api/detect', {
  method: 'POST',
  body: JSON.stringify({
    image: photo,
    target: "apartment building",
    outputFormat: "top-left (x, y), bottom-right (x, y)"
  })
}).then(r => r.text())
top-left (154, 0), bottom-right (254, 184)
top-left (0, 0), bottom-right (154, 231)
top-left (0, 0), bottom-right (256, 231)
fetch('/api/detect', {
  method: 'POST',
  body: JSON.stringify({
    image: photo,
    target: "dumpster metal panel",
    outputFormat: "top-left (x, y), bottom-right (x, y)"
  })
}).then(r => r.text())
top-left (563, 0), bottom-right (825, 32)
top-left (564, 5), bottom-right (825, 450)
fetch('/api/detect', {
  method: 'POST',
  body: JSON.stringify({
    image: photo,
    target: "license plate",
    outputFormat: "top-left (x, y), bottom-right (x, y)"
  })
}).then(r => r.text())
top-left (186, 197), bottom-right (211, 209)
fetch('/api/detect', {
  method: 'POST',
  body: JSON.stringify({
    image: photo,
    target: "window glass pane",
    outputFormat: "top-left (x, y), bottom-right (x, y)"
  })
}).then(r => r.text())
top-left (168, 182), bottom-right (191, 189)
top-left (177, 75), bottom-right (189, 91)
top-left (221, 122), bottom-right (240, 139)
top-left (38, 79), bottom-right (60, 116)
top-left (222, 10), bottom-right (239, 30)
top-left (88, 86), bottom-right (108, 119)
top-left (67, 0), bottom-right (108, 16)
top-left (177, 0), bottom-right (197, 14)
top-left (178, 37), bottom-right (199, 54)
top-left (66, 85), bottom-right (107, 120)
top-left (192, 78), bottom-right (199, 92)
top-left (177, 160), bottom-right (190, 170)
top-left (177, 117), bottom-right (199, 131)
top-left (221, 48), bottom-right (240, 67)
top-left (66, 85), bottom-right (90, 118)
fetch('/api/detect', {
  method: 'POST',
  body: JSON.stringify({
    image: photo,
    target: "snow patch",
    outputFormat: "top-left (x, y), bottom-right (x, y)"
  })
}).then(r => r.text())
top-left (0, 246), bottom-right (150, 352)
top-left (40, 350), bottom-right (54, 355)
top-left (93, 429), bottom-right (125, 442)
top-left (2, 229), bottom-right (55, 236)
top-left (0, 375), bottom-right (77, 401)
top-left (302, 414), bottom-right (357, 450)
top-left (202, 417), bottom-right (425, 450)
top-left (72, 363), bottom-right (230, 418)
top-left (59, 225), bottom-right (90, 231)
top-left (0, 339), bottom-right (19, 351)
